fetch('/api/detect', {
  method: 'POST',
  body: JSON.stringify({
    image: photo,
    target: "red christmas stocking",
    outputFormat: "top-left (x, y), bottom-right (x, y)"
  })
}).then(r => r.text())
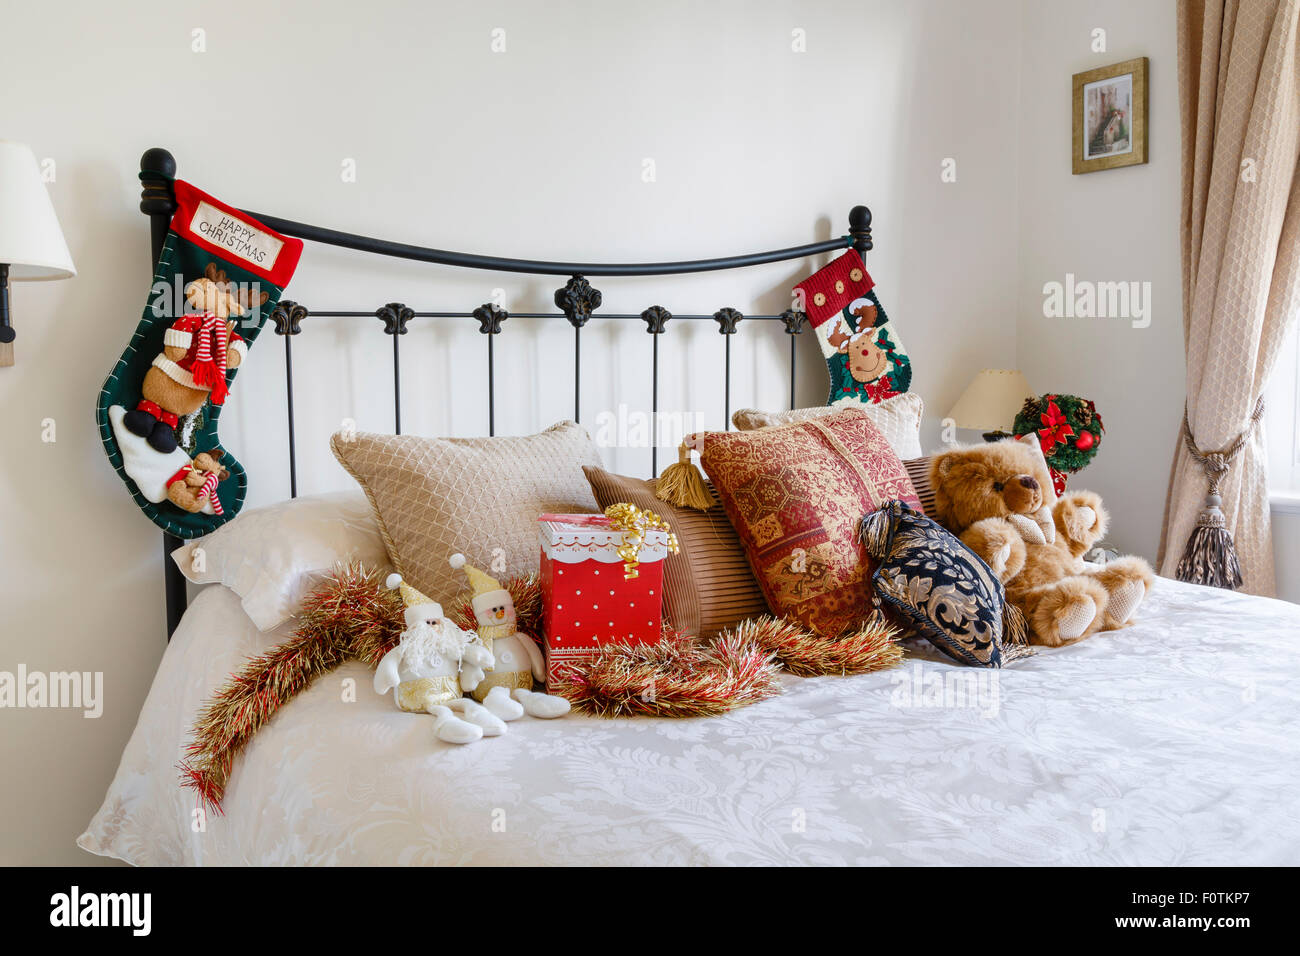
top-left (794, 250), bottom-right (913, 406)
top-left (96, 180), bottom-right (303, 537)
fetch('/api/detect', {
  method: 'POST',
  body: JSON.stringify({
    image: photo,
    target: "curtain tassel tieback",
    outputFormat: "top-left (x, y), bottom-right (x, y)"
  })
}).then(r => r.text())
top-left (1174, 396), bottom-right (1264, 590)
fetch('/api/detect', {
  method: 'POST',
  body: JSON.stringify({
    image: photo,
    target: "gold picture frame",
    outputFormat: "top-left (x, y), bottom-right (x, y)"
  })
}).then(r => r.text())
top-left (1072, 57), bottom-right (1148, 174)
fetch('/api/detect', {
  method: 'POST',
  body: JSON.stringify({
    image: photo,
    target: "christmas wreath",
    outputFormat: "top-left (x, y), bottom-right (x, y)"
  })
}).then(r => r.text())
top-left (1013, 393), bottom-right (1104, 474)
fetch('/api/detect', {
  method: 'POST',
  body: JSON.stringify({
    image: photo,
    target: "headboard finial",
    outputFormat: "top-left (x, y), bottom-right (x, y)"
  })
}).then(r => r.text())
top-left (848, 205), bottom-right (873, 254)
top-left (139, 148), bottom-right (177, 221)
top-left (140, 147), bottom-right (176, 180)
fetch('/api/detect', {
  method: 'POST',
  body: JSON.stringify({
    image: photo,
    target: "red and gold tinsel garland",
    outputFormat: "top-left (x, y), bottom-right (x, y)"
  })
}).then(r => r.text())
top-left (554, 614), bottom-right (903, 719)
top-left (181, 565), bottom-right (903, 808)
top-left (181, 562), bottom-right (540, 813)
top-left (551, 629), bottom-right (783, 718)
top-left (729, 614), bottom-right (903, 677)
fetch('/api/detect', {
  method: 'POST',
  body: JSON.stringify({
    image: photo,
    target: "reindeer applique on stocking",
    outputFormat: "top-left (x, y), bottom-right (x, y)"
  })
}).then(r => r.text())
top-left (97, 180), bottom-right (303, 538)
top-left (793, 250), bottom-right (912, 407)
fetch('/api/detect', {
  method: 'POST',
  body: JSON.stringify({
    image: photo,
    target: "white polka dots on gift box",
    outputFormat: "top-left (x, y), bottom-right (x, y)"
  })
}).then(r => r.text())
top-left (538, 510), bottom-right (674, 681)
top-left (540, 553), bottom-right (665, 650)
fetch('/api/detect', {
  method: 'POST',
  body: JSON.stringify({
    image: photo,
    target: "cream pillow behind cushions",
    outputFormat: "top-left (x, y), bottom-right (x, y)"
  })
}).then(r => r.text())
top-left (171, 491), bottom-right (389, 631)
top-left (330, 421), bottom-right (602, 605)
top-left (732, 392), bottom-right (924, 459)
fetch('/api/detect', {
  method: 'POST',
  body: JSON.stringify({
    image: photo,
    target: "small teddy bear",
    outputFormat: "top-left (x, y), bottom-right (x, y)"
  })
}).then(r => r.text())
top-left (928, 437), bottom-right (1153, 647)
top-left (165, 449), bottom-right (229, 514)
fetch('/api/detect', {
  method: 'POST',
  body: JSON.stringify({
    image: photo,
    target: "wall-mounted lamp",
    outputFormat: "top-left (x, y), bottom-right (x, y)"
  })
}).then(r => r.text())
top-left (0, 141), bottom-right (76, 367)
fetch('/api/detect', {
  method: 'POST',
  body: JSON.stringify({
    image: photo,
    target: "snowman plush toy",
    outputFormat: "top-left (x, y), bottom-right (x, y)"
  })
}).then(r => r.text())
top-left (376, 575), bottom-right (515, 744)
top-left (449, 554), bottom-right (570, 720)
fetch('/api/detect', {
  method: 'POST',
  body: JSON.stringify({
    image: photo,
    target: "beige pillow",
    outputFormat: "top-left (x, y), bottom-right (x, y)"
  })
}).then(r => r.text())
top-left (330, 422), bottom-right (602, 605)
top-left (171, 491), bottom-right (389, 631)
top-left (731, 392), bottom-right (924, 459)
top-left (583, 466), bottom-right (768, 639)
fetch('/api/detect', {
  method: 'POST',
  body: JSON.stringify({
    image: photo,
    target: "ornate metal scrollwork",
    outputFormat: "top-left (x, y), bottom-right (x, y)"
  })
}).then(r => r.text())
top-left (779, 309), bottom-right (807, 335)
top-left (640, 305), bottom-right (672, 334)
top-left (376, 302), bottom-right (414, 335)
top-left (473, 302), bottom-right (508, 334)
top-left (555, 276), bottom-right (602, 328)
top-left (713, 307), bottom-right (743, 335)
top-left (271, 299), bottom-right (308, 336)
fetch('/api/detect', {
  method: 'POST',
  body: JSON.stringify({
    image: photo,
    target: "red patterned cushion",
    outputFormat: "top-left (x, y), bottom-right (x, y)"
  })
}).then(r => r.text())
top-left (696, 407), bottom-right (920, 636)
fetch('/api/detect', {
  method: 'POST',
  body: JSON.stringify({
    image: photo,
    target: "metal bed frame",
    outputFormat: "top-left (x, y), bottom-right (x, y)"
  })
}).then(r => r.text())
top-left (140, 147), bottom-right (874, 637)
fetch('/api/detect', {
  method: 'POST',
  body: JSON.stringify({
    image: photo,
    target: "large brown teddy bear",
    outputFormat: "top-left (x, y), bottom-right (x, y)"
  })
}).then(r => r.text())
top-left (928, 439), bottom-right (1153, 646)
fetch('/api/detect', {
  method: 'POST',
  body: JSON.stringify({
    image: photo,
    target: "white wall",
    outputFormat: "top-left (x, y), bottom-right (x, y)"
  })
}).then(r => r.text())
top-left (0, 0), bottom-right (1024, 863)
top-left (1274, 510), bottom-right (1300, 603)
top-left (1016, 0), bottom-right (1183, 560)
top-left (12, 0), bottom-right (1287, 868)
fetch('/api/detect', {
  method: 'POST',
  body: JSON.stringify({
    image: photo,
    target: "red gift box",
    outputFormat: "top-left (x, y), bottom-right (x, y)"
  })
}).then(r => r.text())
top-left (538, 513), bottom-right (671, 685)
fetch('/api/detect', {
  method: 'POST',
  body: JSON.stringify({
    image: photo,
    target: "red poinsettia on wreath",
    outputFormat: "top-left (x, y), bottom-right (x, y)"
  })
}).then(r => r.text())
top-left (1013, 393), bottom-right (1104, 493)
top-left (1036, 398), bottom-right (1076, 455)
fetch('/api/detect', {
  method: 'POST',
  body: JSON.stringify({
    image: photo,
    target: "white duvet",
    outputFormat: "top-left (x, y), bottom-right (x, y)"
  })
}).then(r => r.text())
top-left (81, 577), bottom-right (1300, 866)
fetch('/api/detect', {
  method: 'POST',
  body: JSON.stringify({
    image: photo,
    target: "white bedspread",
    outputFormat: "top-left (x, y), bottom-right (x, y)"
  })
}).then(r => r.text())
top-left (81, 577), bottom-right (1300, 865)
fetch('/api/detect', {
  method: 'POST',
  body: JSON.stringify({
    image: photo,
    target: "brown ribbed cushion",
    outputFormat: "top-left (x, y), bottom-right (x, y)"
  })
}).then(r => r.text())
top-left (583, 466), bottom-right (768, 639)
top-left (904, 456), bottom-right (935, 516)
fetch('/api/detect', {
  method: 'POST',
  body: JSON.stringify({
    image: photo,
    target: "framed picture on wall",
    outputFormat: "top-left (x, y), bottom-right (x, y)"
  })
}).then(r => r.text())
top-left (1072, 57), bottom-right (1148, 174)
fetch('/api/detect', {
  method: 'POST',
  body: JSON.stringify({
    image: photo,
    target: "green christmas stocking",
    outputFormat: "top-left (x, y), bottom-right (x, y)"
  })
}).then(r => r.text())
top-left (793, 250), bottom-right (912, 406)
top-left (96, 180), bottom-right (303, 538)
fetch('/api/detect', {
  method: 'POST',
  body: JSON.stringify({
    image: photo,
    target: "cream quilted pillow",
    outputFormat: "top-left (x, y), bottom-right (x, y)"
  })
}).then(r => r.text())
top-left (731, 392), bottom-right (925, 460)
top-left (330, 421), bottom-right (603, 604)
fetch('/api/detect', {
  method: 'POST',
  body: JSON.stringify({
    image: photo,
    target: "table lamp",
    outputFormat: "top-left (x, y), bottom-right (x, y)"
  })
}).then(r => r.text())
top-left (947, 369), bottom-right (1034, 441)
top-left (0, 141), bottom-right (77, 367)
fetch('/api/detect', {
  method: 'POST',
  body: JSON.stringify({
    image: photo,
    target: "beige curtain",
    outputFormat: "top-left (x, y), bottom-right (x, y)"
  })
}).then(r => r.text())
top-left (1160, 0), bottom-right (1300, 595)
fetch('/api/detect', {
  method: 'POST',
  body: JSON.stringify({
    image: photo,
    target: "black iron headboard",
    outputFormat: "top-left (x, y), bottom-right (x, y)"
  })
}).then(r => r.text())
top-left (140, 147), bottom-right (874, 638)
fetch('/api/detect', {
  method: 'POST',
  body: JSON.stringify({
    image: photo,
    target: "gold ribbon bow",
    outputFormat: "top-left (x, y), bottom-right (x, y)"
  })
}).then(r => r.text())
top-left (604, 503), bottom-right (680, 579)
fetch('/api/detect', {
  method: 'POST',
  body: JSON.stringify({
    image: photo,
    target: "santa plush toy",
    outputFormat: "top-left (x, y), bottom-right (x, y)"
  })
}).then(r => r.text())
top-left (374, 575), bottom-right (506, 744)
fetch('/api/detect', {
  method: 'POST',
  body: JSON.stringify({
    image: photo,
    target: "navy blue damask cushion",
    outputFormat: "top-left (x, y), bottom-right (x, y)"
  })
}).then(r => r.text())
top-left (860, 500), bottom-right (1032, 668)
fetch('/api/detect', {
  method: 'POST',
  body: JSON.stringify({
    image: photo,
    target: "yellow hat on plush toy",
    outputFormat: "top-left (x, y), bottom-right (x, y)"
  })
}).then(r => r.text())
top-left (385, 572), bottom-right (440, 616)
top-left (449, 553), bottom-right (514, 624)
top-left (448, 553), bottom-right (502, 596)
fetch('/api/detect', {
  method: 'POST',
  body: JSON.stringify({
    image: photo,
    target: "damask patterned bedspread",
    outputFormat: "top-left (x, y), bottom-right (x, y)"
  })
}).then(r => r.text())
top-left (81, 577), bottom-right (1300, 865)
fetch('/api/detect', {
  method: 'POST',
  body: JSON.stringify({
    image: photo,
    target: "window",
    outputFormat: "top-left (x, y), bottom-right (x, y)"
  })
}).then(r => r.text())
top-left (1266, 321), bottom-right (1300, 500)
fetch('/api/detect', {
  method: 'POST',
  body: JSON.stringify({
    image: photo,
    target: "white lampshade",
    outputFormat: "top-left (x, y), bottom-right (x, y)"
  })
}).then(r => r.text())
top-left (0, 141), bottom-right (76, 280)
top-left (947, 369), bottom-right (1034, 431)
